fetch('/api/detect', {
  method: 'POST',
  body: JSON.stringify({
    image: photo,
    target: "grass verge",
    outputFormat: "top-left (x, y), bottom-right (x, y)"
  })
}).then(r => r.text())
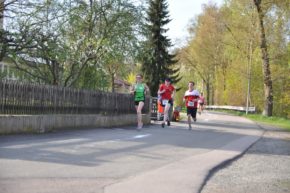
top-left (209, 110), bottom-right (290, 131)
top-left (244, 114), bottom-right (290, 131)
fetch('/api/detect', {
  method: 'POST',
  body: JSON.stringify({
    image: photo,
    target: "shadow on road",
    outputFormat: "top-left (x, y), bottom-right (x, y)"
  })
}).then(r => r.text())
top-left (0, 113), bottom-right (286, 167)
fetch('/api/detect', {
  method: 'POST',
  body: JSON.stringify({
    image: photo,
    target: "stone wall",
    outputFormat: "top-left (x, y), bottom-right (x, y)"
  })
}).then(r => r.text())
top-left (0, 114), bottom-right (151, 134)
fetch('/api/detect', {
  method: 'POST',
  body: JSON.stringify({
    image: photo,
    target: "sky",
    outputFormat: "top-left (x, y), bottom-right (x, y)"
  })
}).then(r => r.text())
top-left (166, 0), bottom-right (224, 47)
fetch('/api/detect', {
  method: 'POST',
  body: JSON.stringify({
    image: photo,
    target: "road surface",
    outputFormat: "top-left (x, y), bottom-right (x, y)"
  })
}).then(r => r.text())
top-left (0, 111), bottom-right (263, 193)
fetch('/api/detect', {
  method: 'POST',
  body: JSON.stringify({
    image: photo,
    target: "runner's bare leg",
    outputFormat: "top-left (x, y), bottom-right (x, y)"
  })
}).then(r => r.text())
top-left (188, 114), bottom-right (192, 129)
top-left (163, 103), bottom-right (171, 124)
top-left (137, 101), bottom-right (144, 128)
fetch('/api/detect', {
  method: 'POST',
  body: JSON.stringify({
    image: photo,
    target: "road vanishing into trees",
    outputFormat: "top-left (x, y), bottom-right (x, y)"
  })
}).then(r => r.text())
top-left (0, 112), bottom-right (263, 193)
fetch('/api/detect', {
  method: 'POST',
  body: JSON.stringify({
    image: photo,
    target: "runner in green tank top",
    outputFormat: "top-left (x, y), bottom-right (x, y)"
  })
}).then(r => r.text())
top-left (130, 74), bottom-right (150, 130)
top-left (134, 83), bottom-right (145, 102)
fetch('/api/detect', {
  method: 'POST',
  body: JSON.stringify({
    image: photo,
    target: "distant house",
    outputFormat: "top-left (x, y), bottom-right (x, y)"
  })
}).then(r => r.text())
top-left (0, 61), bottom-right (17, 80)
top-left (114, 76), bottom-right (131, 93)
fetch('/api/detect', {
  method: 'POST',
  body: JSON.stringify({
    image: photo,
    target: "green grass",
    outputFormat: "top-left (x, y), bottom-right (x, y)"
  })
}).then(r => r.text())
top-left (244, 114), bottom-right (290, 131)
top-left (209, 109), bottom-right (290, 131)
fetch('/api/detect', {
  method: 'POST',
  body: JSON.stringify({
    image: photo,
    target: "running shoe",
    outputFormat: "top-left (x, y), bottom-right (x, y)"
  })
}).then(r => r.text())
top-left (137, 123), bottom-right (143, 131)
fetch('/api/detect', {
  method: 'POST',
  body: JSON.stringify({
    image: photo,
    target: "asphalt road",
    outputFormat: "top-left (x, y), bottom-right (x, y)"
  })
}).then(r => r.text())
top-left (202, 123), bottom-right (290, 193)
top-left (0, 111), bottom-right (263, 193)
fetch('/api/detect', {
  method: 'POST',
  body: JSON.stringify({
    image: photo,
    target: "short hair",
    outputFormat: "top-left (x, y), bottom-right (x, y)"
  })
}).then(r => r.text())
top-left (165, 78), bottom-right (171, 82)
top-left (136, 74), bottom-right (143, 78)
top-left (188, 81), bottom-right (195, 86)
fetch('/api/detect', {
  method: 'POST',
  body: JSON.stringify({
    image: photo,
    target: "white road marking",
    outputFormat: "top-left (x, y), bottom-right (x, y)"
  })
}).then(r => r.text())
top-left (132, 134), bottom-right (152, 139)
top-left (86, 134), bottom-right (152, 146)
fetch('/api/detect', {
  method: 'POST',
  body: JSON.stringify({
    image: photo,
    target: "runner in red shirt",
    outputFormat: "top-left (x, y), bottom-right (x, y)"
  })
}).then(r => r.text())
top-left (183, 81), bottom-right (199, 130)
top-left (158, 78), bottom-right (175, 128)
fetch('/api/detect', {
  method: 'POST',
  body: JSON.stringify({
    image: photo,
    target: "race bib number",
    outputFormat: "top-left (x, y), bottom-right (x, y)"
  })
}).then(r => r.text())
top-left (162, 100), bottom-right (169, 106)
top-left (188, 101), bottom-right (194, 107)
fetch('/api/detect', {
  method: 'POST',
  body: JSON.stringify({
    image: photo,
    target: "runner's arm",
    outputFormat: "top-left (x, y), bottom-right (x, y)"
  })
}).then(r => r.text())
top-left (129, 85), bottom-right (135, 94)
top-left (194, 96), bottom-right (199, 102)
top-left (183, 93), bottom-right (186, 102)
top-left (145, 84), bottom-right (150, 95)
top-left (172, 89), bottom-right (176, 100)
top-left (157, 86), bottom-right (165, 95)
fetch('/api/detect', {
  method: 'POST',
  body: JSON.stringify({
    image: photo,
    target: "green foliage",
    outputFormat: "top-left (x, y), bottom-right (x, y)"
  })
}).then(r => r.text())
top-left (75, 66), bottom-right (109, 91)
top-left (141, 0), bottom-right (180, 96)
top-left (177, 3), bottom-right (225, 105)
top-left (2, 0), bottom-right (145, 90)
top-left (176, 0), bottom-right (289, 118)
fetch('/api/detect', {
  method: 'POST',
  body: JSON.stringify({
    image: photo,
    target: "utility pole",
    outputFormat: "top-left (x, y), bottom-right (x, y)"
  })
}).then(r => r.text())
top-left (246, 7), bottom-right (256, 115)
top-left (246, 39), bottom-right (253, 115)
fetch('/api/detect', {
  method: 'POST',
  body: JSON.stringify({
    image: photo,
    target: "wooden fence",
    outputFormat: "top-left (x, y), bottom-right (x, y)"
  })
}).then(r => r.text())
top-left (0, 80), bottom-right (150, 115)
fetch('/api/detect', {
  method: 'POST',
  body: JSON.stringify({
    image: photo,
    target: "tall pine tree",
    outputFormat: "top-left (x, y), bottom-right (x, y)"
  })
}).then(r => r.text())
top-left (141, 0), bottom-right (180, 96)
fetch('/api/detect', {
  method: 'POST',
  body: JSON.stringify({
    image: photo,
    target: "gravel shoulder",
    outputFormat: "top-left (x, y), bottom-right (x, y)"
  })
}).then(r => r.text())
top-left (201, 123), bottom-right (290, 193)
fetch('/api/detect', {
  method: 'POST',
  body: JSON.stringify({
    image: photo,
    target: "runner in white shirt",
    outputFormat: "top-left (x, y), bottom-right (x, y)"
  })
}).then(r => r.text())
top-left (183, 81), bottom-right (200, 130)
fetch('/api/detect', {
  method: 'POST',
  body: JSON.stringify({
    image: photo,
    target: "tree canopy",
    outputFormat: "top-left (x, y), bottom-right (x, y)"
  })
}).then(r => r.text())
top-left (141, 0), bottom-right (180, 96)
top-left (1, 0), bottom-right (289, 118)
top-left (175, 0), bottom-right (289, 118)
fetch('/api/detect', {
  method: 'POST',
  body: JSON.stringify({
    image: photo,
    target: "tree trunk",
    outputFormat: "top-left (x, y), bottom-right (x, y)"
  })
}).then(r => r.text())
top-left (211, 83), bottom-right (215, 105)
top-left (253, 0), bottom-right (273, 116)
top-left (0, 0), bottom-right (5, 62)
top-left (111, 73), bottom-right (115, 93)
top-left (0, 0), bottom-right (3, 30)
top-left (206, 81), bottom-right (210, 105)
top-left (52, 60), bottom-right (60, 85)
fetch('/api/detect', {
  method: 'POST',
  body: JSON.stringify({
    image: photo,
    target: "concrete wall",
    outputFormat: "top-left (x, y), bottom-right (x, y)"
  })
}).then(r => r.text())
top-left (0, 114), bottom-right (151, 134)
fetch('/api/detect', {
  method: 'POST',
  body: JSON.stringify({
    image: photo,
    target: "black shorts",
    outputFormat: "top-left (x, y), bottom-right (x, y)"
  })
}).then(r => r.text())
top-left (160, 99), bottom-right (173, 107)
top-left (135, 100), bottom-right (145, 106)
top-left (199, 103), bottom-right (204, 106)
top-left (187, 107), bottom-right (197, 118)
